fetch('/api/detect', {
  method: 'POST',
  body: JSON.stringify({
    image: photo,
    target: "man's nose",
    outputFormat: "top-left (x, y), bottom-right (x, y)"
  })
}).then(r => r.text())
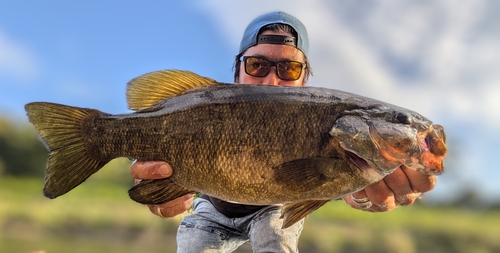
top-left (262, 67), bottom-right (281, 86)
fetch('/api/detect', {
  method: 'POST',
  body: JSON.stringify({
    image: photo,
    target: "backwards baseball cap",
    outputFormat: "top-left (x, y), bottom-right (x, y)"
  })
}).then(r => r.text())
top-left (239, 11), bottom-right (309, 57)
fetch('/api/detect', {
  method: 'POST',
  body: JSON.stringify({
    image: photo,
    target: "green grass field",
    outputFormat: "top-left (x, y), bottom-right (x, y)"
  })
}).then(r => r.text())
top-left (1, 163), bottom-right (499, 253)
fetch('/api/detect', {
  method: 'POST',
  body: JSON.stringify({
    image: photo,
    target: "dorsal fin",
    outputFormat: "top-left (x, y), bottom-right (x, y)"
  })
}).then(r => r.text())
top-left (126, 69), bottom-right (218, 111)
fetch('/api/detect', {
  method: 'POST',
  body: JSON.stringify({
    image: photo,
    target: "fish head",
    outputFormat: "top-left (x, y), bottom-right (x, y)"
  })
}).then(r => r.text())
top-left (330, 105), bottom-right (446, 176)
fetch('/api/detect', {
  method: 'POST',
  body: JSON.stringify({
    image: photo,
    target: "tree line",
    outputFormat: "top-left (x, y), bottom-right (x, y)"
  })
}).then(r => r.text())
top-left (0, 117), bottom-right (47, 177)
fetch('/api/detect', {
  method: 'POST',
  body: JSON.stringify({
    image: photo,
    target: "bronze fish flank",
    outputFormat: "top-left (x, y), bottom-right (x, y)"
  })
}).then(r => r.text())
top-left (25, 70), bottom-right (447, 228)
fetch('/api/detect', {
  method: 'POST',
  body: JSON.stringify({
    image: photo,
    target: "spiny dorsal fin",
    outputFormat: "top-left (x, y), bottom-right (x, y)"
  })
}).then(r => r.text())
top-left (126, 69), bottom-right (218, 111)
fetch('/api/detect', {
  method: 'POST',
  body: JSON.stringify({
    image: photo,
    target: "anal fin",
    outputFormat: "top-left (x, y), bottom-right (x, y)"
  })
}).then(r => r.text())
top-left (128, 178), bottom-right (195, 205)
top-left (281, 200), bottom-right (330, 229)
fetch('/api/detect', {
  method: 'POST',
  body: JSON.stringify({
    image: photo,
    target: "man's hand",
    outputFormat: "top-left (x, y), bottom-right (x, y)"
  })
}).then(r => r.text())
top-left (343, 165), bottom-right (437, 212)
top-left (131, 161), bottom-right (195, 218)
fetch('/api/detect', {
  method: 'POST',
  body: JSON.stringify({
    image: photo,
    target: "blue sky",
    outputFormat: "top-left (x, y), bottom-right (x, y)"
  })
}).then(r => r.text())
top-left (1, 0), bottom-right (499, 203)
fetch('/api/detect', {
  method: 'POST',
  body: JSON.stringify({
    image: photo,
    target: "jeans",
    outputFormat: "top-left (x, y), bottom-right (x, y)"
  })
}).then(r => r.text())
top-left (176, 198), bottom-right (304, 253)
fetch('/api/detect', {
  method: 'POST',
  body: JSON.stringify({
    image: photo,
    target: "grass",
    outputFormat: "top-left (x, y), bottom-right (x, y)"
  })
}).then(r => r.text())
top-left (2, 164), bottom-right (500, 253)
top-left (1, 176), bottom-right (180, 253)
top-left (0, 159), bottom-right (182, 253)
top-left (301, 202), bottom-right (500, 253)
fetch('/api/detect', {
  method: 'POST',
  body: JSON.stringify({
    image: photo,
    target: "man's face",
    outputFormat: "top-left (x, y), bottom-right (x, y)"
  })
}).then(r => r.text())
top-left (238, 31), bottom-right (306, 87)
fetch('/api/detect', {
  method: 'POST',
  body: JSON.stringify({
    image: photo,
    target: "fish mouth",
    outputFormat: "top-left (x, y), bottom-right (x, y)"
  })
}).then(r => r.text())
top-left (331, 114), bottom-right (446, 176)
top-left (345, 124), bottom-right (447, 176)
top-left (414, 124), bottom-right (447, 175)
top-left (368, 122), bottom-right (446, 175)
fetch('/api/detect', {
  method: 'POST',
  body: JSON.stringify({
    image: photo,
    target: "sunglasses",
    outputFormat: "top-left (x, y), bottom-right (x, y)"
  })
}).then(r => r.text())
top-left (242, 56), bottom-right (305, 81)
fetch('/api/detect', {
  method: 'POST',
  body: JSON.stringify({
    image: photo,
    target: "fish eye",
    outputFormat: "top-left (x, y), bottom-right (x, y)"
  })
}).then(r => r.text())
top-left (395, 112), bottom-right (412, 124)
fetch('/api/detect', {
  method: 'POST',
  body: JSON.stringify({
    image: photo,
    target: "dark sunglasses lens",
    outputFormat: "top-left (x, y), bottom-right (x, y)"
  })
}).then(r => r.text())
top-left (277, 62), bottom-right (303, 80)
top-left (245, 57), bottom-right (271, 77)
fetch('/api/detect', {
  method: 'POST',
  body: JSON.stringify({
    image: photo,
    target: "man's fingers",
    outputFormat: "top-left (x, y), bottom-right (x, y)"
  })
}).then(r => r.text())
top-left (130, 161), bottom-right (186, 218)
top-left (130, 161), bottom-right (173, 179)
top-left (383, 167), bottom-right (414, 205)
top-left (402, 166), bottom-right (437, 193)
top-left (344, 190), bottom-right (369, 209)
top-left (345, 166), bottom-right (437, 213)
top-left (351, 190), bottom-right (368, 200)
top-left (364, 180), bottom-right (396, 211)
top-left (147, 194), bottom-right (195, 218)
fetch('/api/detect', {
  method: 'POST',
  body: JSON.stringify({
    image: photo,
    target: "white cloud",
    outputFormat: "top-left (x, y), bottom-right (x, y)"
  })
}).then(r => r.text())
top-left (0, 28), bottom-right (41, 83)
top-left (325, 0), bottom-right (500, 131)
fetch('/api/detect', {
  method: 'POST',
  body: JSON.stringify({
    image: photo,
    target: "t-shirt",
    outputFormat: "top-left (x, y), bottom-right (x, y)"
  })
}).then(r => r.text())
top-left (200, 194), bottom-right (267, 218)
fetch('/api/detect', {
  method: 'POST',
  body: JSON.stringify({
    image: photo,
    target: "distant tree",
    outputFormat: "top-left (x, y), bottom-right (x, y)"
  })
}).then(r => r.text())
top-left (451, 187), bottom-right (483, 208)
top-left (0, 117), bottom-right (48, 177)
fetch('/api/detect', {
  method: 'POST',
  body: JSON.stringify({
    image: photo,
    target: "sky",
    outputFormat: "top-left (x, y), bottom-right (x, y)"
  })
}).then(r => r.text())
top-left (1, 0), bottom-right (499, 204)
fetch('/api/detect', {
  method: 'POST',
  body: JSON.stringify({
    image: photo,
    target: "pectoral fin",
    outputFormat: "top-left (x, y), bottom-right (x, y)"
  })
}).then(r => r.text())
top-left (281, 200), bottom-right (330, 229)
top-left (128, 178), bottom-right (195, 205)
top-left (273, 157), bottom-right (344, 189)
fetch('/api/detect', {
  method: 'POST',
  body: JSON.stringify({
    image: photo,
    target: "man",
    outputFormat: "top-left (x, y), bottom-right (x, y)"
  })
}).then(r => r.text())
top-left (131, 11), bottom-right (437, 252)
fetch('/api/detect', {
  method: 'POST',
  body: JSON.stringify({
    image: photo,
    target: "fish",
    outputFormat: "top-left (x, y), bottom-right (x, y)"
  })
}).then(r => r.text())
top-left (24, 70), bottom-right (447, 228)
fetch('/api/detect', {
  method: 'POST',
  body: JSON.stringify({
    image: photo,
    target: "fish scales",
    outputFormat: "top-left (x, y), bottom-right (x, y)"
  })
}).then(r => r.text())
top-left (84, 85), bottom-right (369, 204)
top-left (24, 70), bottom-right (447, 228)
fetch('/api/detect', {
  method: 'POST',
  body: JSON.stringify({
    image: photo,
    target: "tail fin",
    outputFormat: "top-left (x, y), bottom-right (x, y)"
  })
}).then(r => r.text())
top-left (25, 102), bottom-right (110, 199)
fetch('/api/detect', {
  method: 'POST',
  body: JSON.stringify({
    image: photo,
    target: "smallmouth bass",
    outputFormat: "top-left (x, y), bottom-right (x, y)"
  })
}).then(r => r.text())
top-left (25, 70), bottom-right (447, 228)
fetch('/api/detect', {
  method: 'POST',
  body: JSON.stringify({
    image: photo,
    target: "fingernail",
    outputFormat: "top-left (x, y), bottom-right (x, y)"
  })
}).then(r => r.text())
top-left (158, 164), bottom-right (171, 177)
top-left (377, 203), bottom-right (388, 210)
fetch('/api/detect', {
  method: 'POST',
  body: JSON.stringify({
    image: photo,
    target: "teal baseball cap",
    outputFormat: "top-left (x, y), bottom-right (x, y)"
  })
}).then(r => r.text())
top-left (239, 11), bottom-right (309, 57)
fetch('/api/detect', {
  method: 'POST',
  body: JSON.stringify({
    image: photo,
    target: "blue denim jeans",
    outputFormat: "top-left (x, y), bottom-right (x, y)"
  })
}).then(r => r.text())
top-left (176, 198), bottom-right (304, 253)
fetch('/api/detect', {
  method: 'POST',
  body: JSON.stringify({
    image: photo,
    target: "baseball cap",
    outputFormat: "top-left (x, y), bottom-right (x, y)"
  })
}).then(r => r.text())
top-left (239, 11), bottom-right (309, 57)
